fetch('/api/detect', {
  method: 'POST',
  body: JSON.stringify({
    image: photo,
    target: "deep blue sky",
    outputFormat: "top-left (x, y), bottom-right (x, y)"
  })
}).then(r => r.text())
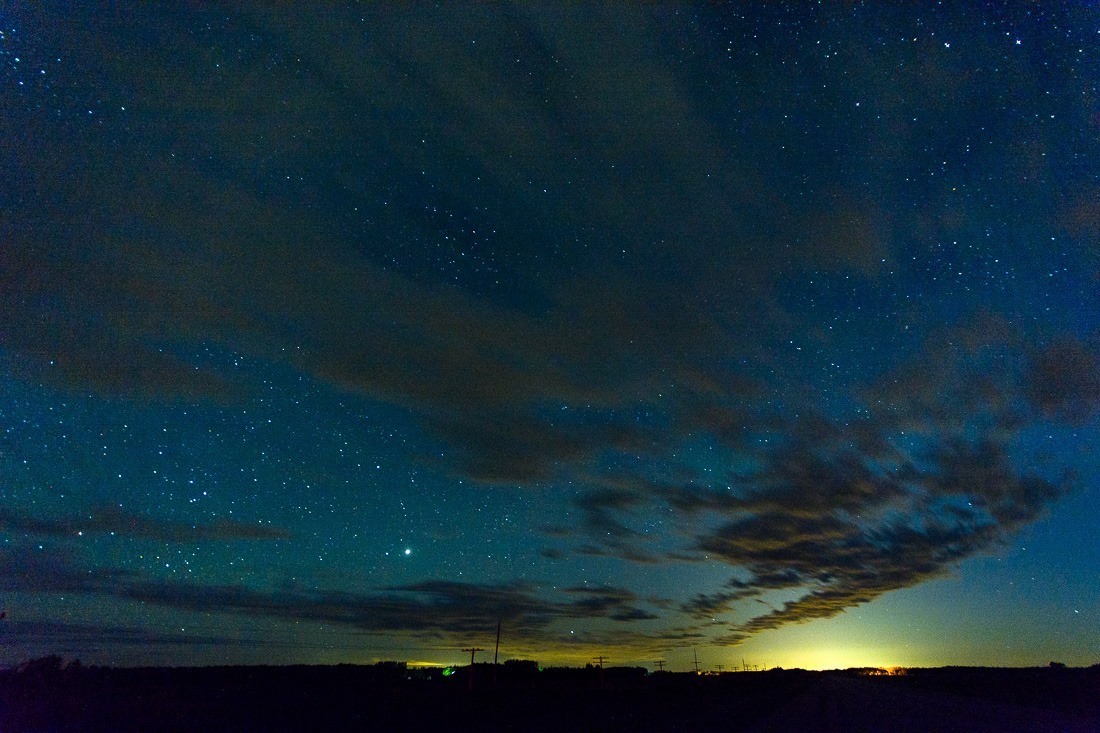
top-left (0, 3), bottom-right (1096, 670)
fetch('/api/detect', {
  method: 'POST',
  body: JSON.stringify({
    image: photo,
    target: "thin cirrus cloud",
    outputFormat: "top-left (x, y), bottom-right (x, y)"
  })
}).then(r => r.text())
top-left (0, 506), bottom-right (291, 543)
top-left (3, 4), bottom-right (888, 481)
top-left (4, 619), bottom-right (260, 650)
top-left (0, 4), bottom-right (1095, 651)
top-left (0, 544), bottom-right (660, 649)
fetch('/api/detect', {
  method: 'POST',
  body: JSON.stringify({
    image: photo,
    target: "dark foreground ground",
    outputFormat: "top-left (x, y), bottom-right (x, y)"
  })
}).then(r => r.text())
top-left (2, 663), bottom-right (1098, 732)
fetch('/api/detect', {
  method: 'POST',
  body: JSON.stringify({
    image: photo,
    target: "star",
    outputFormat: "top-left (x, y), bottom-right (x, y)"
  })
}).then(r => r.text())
top-left (1, 1), bottom-right (1094, 673)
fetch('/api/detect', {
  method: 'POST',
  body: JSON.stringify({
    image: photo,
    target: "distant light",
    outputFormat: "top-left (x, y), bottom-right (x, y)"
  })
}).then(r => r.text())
top-left (404, 548), bottom-right (411, 556)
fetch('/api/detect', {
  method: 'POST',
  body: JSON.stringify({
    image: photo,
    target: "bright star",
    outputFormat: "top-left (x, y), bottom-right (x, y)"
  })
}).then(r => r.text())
top-left (404, 548), bottom-right (411, 556)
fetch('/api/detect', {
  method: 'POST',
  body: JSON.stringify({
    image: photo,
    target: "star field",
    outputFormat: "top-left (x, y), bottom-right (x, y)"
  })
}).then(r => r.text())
top-left (0, 3), bottom-right (1096, 670)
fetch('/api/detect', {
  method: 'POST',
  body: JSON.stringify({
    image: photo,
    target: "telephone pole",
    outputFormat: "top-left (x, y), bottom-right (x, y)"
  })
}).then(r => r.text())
top-left (493, 619), bottom-right (501, 686)
top-left (716, 664), bottom-right (724, 674)
top-left (693, 648), bottom-right (701, 675)
top-left (593, 655), bottom-right (608, 689)
top-left (654, 660), bottom-right (666, 672)
top-left (462, 647), bottom-right (484, 691)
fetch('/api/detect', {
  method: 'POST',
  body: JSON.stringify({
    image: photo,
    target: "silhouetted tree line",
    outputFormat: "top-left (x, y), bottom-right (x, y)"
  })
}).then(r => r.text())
top-left (2, 658), bottom-right (1098, 732)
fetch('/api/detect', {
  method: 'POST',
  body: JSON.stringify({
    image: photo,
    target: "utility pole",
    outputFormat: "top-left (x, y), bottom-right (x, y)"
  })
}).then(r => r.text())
top-left (493, 619), bottom-right (501, 687)
top-left (462, 647), bottom-right (484, 692)
top-left (593, 655), bottom-right (607, 689)
top-left (716, 664), bottom-right (724, 674)
top-left (742, 658), bottom-right (747, 672)
top-left (693, 648), bottom-right (701, 675)
top-left (654, 660), bottom-right (666, 672)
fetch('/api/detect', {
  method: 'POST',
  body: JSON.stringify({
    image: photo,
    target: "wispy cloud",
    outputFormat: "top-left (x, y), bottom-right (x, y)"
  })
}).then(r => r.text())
top-left (0, 4), bottom-right (1095, 653)
top-left (0, 545), bottom-right (660, 648)
top-left (572, 327), bottom-right (1094, 640)
top-left (1, 619), bottom-right (259, 649)
top-left (0, 507), bottom-right (290, 542)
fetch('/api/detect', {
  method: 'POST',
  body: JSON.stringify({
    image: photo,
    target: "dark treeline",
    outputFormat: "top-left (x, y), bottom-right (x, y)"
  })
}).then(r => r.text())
top-left (2, 658), bottom-right (1098, 732)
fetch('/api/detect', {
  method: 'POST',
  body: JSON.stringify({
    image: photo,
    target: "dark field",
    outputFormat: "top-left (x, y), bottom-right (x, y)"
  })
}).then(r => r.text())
top-left (2, 662), bottom-right (1098, 732)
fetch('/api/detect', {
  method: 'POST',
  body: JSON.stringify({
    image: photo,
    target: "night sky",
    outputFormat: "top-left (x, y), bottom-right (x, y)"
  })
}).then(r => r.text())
top-left (1, 3), bottom-right (1097, 671)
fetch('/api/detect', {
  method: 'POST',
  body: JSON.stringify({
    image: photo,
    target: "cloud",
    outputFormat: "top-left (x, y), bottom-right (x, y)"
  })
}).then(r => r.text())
top-left (0, 544), bottom-right (136, 595)
top-left (608, 608), bottom-right (660, 622)
top-left (0, 507), bottom-right (291, 542)
top-left (574, 544), bottom-right (663, 566)
top-left (0, 619), bottom-right (258, 649)
top-left (0, 4), bottom-right (898, 486)
top-left (561, 586), bottom-right (658, 621)
top-left (0, 545), bottom-right (658, 647)
top-left (1024, 335), bottom-right (1100, 422)
top-left (1, 4), bottom-right (1095, 652)
top-left (530, 325), bottom-right (1090, 642)
top-left (0, 338), bottom-right (1087, 651)
top-left (573, 488), bottom-right (648, 539)
top-left (682, 570), bottom-right (804, 620)
top-left (531, 329), bottom-right (1093, 648)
